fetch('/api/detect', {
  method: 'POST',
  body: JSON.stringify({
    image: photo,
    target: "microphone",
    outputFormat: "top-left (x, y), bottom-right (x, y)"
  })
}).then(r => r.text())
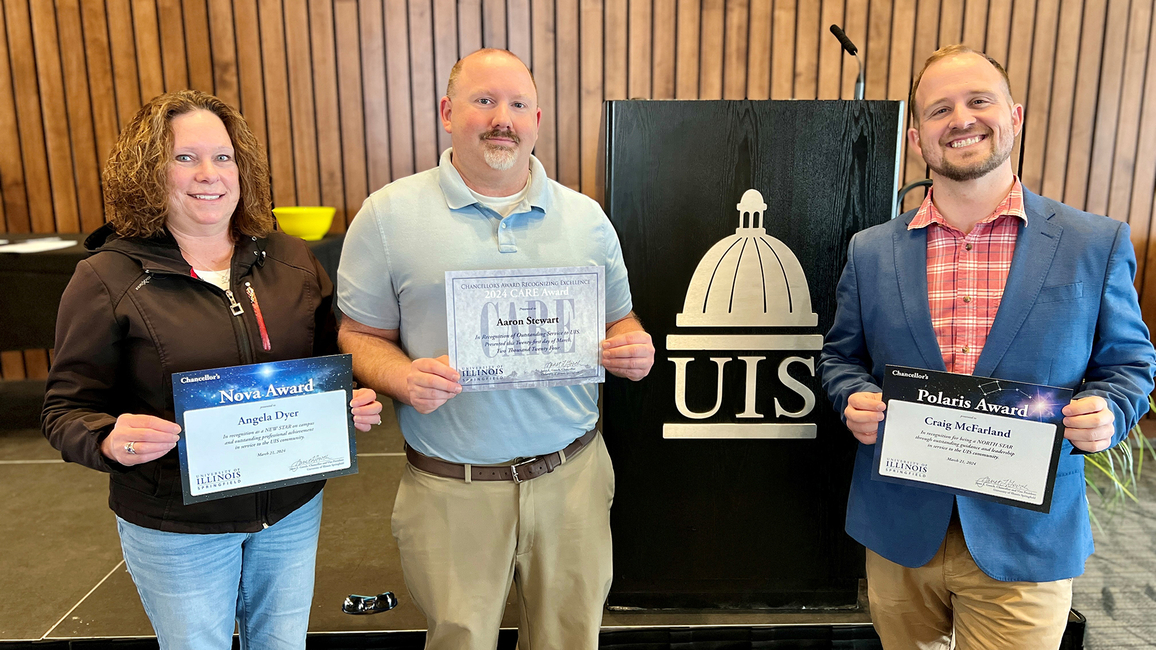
top-left (829, 25), bottom-right (865, 100)
top-left (829, 24), bottom-right (857, 55)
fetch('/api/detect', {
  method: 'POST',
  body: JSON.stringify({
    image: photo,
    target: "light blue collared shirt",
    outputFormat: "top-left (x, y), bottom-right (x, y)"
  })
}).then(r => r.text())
top-left (338, 149), bottom-right (633, 464)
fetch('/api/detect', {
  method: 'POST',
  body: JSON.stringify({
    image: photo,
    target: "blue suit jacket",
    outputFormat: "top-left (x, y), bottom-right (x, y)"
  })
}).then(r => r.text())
top-left (819, 189), bottom-right (1156, 582)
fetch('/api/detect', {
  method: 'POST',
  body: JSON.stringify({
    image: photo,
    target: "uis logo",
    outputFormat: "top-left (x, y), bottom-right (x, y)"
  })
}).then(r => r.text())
top-left (663, 189), bottom-right (822, 440)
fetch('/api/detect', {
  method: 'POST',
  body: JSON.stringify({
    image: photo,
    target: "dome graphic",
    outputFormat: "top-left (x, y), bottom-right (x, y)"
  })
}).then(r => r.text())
top-left (677, 189), bottom-right (817, 327)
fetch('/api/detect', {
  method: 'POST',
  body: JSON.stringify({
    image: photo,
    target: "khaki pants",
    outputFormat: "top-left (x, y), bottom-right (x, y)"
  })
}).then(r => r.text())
top-left (865, 516), bottom-right (1073, 650)
top-left (391, 433), bottom-right (614, 650)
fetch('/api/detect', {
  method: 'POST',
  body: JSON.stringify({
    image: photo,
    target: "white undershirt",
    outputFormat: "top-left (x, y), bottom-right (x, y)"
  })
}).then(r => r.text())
top-left (195, 268), bottom-right (231, 291)
top-left (468, 171), bottom-right (532, 217)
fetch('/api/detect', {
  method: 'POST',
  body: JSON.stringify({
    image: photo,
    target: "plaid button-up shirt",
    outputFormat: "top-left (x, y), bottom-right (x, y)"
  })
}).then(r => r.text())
top-left (908, 178), bottom-right (1027, 375)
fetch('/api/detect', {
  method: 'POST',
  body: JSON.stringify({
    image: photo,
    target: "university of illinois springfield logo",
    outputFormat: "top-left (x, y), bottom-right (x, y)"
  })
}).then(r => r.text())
top-left (664, 189), bottom-right (823, 439)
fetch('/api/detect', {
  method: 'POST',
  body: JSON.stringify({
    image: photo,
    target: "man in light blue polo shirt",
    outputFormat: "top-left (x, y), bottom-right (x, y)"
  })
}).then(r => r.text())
top-left (337, 48), bottom-right (654, 650)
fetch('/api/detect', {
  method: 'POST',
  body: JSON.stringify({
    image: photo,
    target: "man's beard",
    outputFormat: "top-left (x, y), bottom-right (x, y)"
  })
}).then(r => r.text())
top-left (481, 129), bottom-right (520, 171)
top-left (928, 129), bottom-right (1013, 182)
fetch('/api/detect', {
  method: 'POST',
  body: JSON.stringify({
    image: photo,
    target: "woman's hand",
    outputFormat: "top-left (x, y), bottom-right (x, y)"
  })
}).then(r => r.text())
top-left (351, 387), bottom-right (384, 432)
top-left (100, 413), bottom-right (182, 466)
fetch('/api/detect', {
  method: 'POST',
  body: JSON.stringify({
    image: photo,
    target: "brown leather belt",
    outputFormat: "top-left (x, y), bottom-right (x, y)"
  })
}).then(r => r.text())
top-left (404, 429), bottom-right (597, 483)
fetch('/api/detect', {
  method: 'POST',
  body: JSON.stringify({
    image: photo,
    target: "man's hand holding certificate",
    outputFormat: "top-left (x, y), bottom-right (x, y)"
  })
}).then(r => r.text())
top-left (446, 266), bottom-right (606, 391)
top-left (874, 366), bottom-right (1073, 512)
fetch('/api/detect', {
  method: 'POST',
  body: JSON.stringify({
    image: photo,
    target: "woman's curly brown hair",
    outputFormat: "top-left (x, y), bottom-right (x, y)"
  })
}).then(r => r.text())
top-left (102, 90), bottom-right (273, 240)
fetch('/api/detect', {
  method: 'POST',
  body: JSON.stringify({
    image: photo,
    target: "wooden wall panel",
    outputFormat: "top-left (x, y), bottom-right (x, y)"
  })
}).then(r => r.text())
top-left (579, 0), bottom-right (603, 196)
top-left (1062, 0), bottom-right (1107, 208)
top-left (285, 0), bottom-right (321, 206)
top-left (653, 0), bottom-right (677, 99)
top-left (258, 0), bottom-right (296, 206)
top-left (384, 0), bottom-right (414, 179)
top-left (133, 0), bottom-right (165, 102)
top-left (0, 3), bottom-right (29, 233)
top-left (1039, 0), bottom-right (1084, 202)
top-left (1085, 0), bottom-right (1131, 216)
top-left (79, 1), bottom-right (120, 166)
top-left (7, 0), bottom-right (57, 236)
top-left (107, 0), bottom-right (142, 127)
top-left (746, 0), bottom-right (770, 100)
top-left (841, 0), bottom-right (868, 99)
top-left (864, 0), bottom-right (891, 100)
top-left (56, 0), bottom-right (103, 232)
top-left (184, 0), bottom-right (214, 92)
top-left (793, 0), bottom-right (820, 99)
top-left (506, 0), bottom-right (530, 64)
top-left (458, 0), bottom-right (482, 54)
top-left (675, 0), bottom-right (701, 99)
top-left (29, 0), bottom-right (80, 232)
top-left (310, 0), bottom-right (346, 221)
top-left (531, 0), bottom-right (558, 178)
top-left (722, 0), bottom-right (749, 100)
top-left (432, 0), bottom-right (457, 154)
top-left (699, 0), bottom-right (725, 99)
top-left (555, 0), bottom-right (580, 188)
top-left (7, 0), bottom-right (1156, 376)
top-left (629, 0), bottom-right (652, 99)
top-left (157, 0), bottom-right (189, 90)
top-left (359, 0), bottom-right (391, 192)
top-left (335, 0), bottom-right (368, 217)
top-left (408, 0), bottom-right (440, 173)
top-left (604, 1), bottom-right (627, 101)
top-left (1019, 0), bottom-right (1060, 194)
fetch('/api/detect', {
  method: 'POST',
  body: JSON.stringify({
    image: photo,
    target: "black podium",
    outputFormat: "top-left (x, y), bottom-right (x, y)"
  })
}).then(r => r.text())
top-left (600, 100), bottom-right (903, 609)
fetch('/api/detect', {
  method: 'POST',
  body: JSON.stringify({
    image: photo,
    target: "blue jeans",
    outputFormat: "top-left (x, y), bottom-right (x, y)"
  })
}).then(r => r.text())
top-left (116, 491), bottom-right (323, 650)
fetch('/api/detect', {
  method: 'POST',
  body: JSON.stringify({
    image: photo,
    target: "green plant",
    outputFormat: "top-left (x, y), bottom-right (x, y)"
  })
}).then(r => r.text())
top-left (1083, 395), bottom-right (1156, 531)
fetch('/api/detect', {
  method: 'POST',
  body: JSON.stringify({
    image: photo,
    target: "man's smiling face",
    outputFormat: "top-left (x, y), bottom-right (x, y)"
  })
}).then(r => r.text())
top-left (909, 53), bottom-right (1023, 183)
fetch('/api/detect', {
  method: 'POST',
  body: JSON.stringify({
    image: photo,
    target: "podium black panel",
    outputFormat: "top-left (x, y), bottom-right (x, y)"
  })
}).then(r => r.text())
top-left (600, 100), bottom-right (903, 609)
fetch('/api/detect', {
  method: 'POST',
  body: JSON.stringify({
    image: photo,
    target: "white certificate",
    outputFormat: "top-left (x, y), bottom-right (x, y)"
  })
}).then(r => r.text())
top-left (445, 266), bottom-right (606, 391)
top-left (876, 366), bottom-right (1071, 512)
top-left (173, 354), bottom-right (358, 504)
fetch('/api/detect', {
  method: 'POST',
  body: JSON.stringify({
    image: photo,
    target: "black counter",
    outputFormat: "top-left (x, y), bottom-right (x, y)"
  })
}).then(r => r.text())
top-left (0, 232), bottom-right (344, 351)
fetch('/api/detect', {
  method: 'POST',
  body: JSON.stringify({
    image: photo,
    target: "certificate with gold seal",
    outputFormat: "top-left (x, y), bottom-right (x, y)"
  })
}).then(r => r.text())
top-left (445, 266), bottom-right (605, 391)
top-left (875, 365), bottom-right (1072, 513)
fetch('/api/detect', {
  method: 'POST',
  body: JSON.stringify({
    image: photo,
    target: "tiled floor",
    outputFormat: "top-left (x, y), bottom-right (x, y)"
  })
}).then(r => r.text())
top-left (1076, 448), bottom-right (1156, 649)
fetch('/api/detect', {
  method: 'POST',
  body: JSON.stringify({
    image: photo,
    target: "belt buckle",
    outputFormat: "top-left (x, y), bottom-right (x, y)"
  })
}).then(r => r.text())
top-left (510, 457), bottom-right (539, 483)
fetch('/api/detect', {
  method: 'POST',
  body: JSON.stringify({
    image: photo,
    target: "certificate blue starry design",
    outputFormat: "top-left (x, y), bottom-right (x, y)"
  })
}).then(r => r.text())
top-left (173, 354), bottom-right (358, 504)
top-left (876, 365), bottom-right (1072, 513)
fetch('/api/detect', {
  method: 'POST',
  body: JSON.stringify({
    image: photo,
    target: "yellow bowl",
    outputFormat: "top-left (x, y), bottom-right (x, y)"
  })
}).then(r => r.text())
top-left (273, 206), bottom-right (336, 241)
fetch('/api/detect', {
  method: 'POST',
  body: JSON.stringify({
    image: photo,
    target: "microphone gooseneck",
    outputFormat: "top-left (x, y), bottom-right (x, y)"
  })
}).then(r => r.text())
top-left (829, 24), bottom-right (865, 101)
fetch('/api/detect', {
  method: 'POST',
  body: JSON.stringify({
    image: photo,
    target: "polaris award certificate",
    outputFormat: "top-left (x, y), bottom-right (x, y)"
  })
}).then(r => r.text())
top-left (445, 266), bottom-right (605, 391)
top-left (172, 354), bottom-right (358, 504)
top-left (875, 365), bottom-right (1072, 513)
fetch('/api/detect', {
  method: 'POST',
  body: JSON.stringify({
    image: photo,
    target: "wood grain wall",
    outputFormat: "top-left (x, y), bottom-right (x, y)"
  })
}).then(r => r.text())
top-left (4, 0), bottom-right (1156, 380)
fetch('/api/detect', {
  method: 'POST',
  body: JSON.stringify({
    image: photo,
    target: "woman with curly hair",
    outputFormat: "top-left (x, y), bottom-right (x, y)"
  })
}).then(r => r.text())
top-left (41, 90), bottom-right (382, 650)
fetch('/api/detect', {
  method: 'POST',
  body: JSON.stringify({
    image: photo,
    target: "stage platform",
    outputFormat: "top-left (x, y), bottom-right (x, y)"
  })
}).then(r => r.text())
top-left (0, 383), bottom-right (1094, 649)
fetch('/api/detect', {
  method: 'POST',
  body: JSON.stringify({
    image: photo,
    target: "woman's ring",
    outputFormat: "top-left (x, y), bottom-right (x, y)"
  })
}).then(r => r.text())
top-left (125, 441), bottom-right (137, 455)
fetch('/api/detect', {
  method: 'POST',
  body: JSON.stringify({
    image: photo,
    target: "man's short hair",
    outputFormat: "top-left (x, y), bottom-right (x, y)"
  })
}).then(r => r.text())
top-left (909, 45), bottom-right (1013, 125)
top-left (446, 48), bottom-right (538, 99)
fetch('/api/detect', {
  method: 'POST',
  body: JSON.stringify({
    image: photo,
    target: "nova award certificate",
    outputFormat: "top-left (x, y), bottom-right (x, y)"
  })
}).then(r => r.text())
top-left (173, 354), bottom-right (358, 504)
top-left (875, 365), bottom-right (1072, 512)
top-left (445, 266), bottom-right (606, 391)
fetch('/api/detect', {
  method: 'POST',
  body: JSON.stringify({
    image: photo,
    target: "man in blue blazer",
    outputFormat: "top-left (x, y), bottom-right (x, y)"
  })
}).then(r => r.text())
top-left (820, 45), bottom-right (1156, 649)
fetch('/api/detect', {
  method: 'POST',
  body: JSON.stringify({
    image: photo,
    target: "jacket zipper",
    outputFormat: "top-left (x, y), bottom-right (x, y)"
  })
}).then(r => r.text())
top-left (150, 256), bottom-right (272, 529)
top-left (244, 282), bottom-right (272, 351)
top-left (223, 288), bottom-right (255, 365)
top-left (223, 281), bottom-right (266, 525)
